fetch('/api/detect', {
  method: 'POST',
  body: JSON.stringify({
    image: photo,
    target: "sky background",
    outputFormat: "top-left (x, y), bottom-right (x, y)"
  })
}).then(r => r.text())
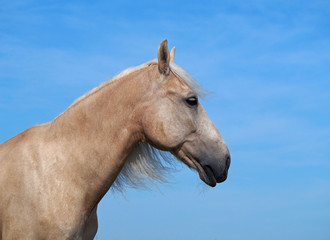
top-left (1, 0), bottom-right (330, 239)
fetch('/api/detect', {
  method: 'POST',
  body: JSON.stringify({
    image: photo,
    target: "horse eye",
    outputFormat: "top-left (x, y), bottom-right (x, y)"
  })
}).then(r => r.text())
top-left (186, 96), bottom-right (198, 106)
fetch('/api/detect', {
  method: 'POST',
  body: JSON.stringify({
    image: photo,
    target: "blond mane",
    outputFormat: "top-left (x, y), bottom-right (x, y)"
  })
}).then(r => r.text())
top-left (71, 60), bottom-right (205, 111)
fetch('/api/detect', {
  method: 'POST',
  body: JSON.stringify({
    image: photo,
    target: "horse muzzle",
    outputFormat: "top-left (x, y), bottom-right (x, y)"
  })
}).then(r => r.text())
top-left (199, 153), bottom-right (231, 187)
top-left (175, 142), bottom-right (231, 187)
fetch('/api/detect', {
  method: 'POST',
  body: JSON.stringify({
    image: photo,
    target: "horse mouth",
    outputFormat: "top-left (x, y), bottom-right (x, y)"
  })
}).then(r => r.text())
top-left (201, 165), bottom-right (217, 187)
top-left (176, 149), bottom-right (217, 187)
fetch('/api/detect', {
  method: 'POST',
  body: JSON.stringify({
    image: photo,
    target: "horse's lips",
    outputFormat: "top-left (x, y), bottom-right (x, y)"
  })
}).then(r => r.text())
top-left (199, 165), bottom-right (217, 187)
top-left (176, 149), bottom-right (218, 187)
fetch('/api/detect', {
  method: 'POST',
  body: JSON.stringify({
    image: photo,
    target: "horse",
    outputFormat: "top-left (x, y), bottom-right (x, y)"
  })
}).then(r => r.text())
top-left (0, 40), bottom-right (230, 239)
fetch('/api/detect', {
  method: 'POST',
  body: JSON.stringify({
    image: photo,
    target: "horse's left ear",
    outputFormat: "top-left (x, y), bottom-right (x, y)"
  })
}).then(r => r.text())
top-left (158, 39), bottom-right (170, 75)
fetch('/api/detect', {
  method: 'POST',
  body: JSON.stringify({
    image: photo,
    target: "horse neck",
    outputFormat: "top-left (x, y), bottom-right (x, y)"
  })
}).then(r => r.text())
top-left (47, 65), bottom-right (156, 209)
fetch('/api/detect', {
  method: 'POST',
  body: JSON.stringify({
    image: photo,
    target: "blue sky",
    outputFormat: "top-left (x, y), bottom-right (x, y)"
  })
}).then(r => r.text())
top-left (1, 0), bottom-right (330, 239)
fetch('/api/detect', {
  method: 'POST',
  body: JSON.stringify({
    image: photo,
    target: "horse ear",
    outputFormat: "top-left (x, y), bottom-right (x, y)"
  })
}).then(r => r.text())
top-left (170, 47), bottom-right (176, 62)
top-left (158, 39), bottom-right (170, 75)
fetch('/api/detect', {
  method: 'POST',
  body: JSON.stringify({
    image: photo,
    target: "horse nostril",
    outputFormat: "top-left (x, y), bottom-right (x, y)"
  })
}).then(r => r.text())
top-left (225, 155), bottom-right (231, 170)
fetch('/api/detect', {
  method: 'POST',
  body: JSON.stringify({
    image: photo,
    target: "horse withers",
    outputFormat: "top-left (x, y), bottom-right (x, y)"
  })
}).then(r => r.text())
top-left (0, 40), bottom-right (230, 239)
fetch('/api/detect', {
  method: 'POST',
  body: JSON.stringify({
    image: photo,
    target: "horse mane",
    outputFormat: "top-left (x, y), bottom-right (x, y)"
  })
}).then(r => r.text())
top-left (112, 143), bottom-right (175, 192)
top-left (69, 59), bottom-right (205, 192)
top-left (71, 60), bottom-right (205, 110)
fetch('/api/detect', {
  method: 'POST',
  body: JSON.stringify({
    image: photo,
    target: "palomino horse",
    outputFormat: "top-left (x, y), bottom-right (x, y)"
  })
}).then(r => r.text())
top-left (0, 40), bottom-right (230, 239)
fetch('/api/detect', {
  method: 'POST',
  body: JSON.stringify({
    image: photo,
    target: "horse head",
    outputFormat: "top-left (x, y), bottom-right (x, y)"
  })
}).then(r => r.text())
top-left (140, 40), bottom-right (230, 187)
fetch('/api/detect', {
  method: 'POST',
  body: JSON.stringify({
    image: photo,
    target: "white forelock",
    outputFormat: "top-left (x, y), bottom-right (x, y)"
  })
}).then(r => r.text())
top-left (169, 62), bottom-right (206, 97)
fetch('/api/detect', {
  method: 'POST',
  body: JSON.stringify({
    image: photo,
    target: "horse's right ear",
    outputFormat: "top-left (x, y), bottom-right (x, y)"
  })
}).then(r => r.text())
top-left (170, 47), bottom-right (176, 63)
top-left (158, 39), bottom-right (170, 75)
